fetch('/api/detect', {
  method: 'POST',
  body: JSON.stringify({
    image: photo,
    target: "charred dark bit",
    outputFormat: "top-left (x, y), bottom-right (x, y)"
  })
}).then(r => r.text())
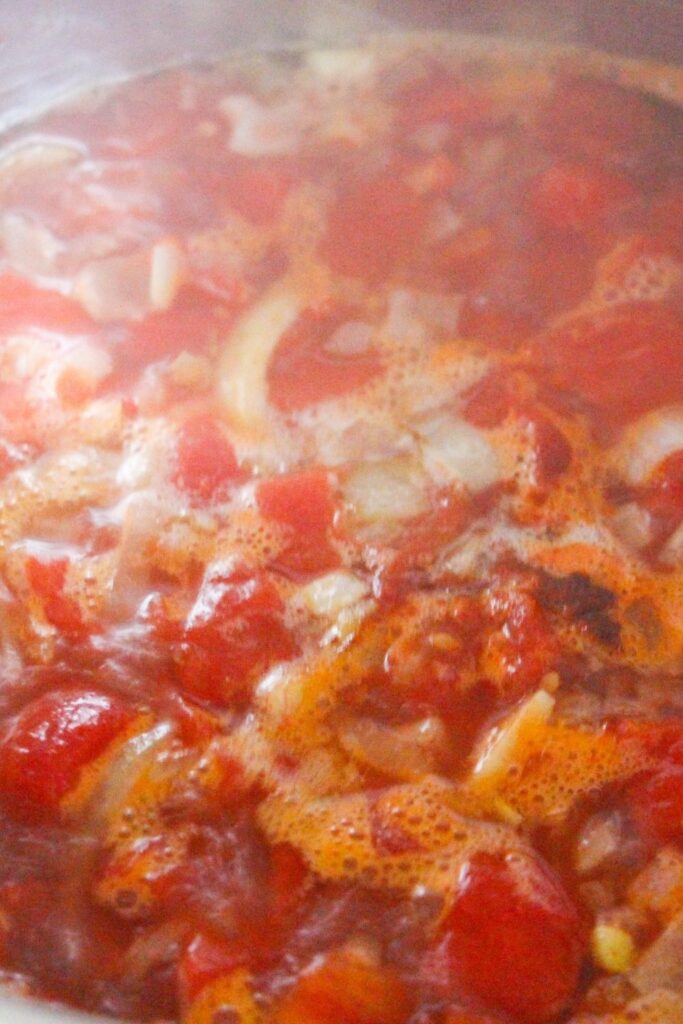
top-left (537, 571), bottom-right (621, 646)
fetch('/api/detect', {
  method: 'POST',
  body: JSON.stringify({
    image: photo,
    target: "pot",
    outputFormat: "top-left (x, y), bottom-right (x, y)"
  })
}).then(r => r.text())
top-left (0, 2), bottom-right (680, 1021)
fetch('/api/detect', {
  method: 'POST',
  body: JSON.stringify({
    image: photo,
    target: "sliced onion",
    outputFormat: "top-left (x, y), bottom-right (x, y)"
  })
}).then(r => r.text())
top-left (90, 720), bottom-right (175, 830)
top-left (220, 94), bottom-right (303, 156)
top-left (338, 716), bottom-right (446, 781)
top-left (343, 456), bottom-right (429, 523)
top-left (631, 915), bottom-right (683, 994)
top-left (615, 406), bottom-right (683, 485)
top-left (1, 212), bottom-right (64, 278)
top-left (307, 47), bottom-right (377, 85)
top-left (384, 288), bottom-right (462, 345)
top-left (219, 282), bottom-right (301, 435)
top-left (611, 502), bottom-right (652, 551)
top-left (298, 571), bottom-right (369, 617)
top-left (472, 689), bottom-right (555, 785)
top-left (661, 522), bottom-right (683, 568)
top-left (0, 138), bottom-right (81, 184)
top-left (575, 811), bottom-right (626, 875)
top-left (418, 412), bottom-right (500, 492)
top-left (148, 238), bottom-right (185, 312)
top-left (629, 847), bottom-right (683, 923)
top-left (73, 249), bottom-right (151, 322)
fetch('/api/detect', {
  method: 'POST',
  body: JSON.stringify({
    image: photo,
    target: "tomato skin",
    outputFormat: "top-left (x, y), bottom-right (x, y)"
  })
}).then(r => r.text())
top-left (538, 302), bottom-right (683, 427)
top-left (538, 76), bottom-right (663, 172)
top-left (268, 305), bottom-right (382, 412)
top-left (224, 161), bottom-right (292, 225)
top-left (256, 470), bottom-right (339, 579)
top-left (0, 690), bottom-right (131, 814)
top-left (176, 562), bottom-right (297, 704)
top-left (395, 76), bottom-right (492, 132)
top-left (520, 409), bottom-right (573, 485)
top-left (482, 585), bottom-right (559, 699)
top-left (641, 449), bottom-right (683, 535)
top-left (179, 930), bottom-right (248, 1004)
top-left (529, 162), bottom-right (634, 231)
top-left (0, 275), bottom-right (93, 335)
top-left (430, 852), bottom-right (583, 1024)
top-left (320, 177), bottom-right (426, 283)
top-left (172, 415), bottom-right (241, 505)
top-left (25, 557), bottom-right (86, 638)
top-left (626, 722), bottom-right (683, 845)
top-left (275, 948), bottom-right (412, 1024)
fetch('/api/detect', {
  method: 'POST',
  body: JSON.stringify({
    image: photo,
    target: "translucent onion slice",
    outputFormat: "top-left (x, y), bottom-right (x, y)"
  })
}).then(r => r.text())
top-left (471, 689), bottom-right (555, 786)
top-left (343, 456), bottom-right (428, 523)
top-left (218, 282), bottom-right (301, 435)
top-left (615, 406), bottom-right (683, 485)
top-left (631, 916), bottom-right (683, 995)
top-left (417, 412), bottom-right (500, 492)
top-left (297, 570), bottom-right (369, 618)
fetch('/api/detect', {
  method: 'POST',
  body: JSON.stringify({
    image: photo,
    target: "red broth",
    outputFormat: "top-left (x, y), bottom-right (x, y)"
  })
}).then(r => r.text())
top-left (0, 38), bottom-right (680, 1024)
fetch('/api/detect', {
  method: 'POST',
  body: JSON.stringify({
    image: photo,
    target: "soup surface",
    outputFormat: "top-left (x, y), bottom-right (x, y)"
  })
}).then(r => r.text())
top-left (0, 35), bottom-right (682, 1024)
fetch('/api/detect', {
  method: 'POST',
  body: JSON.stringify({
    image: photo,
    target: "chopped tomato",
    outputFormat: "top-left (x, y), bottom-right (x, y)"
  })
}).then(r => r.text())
top-left (529, 162), bottom-right (634, 231)
top-left (320, 177), bottom-right (426, 282)
top-left (223, 160), bottom-right (293, 225)
top-left (0, 690), bottom-right (131, 814)
top-left (641, 449), bottom-right (683, 535)
top-left (626, 722), bottom-right (683, 845)
top-left (431, 852), bottom-right (583, 1024)
top-left (122, 286), bottom-right (239, 373)
top-left (519, 408), bottom-right (573, 484)
top-left (373, 490), bottom-right (471, 602)
top-left (276, 947), bottom-right (412, 1024)
top-left (256, 470), bottom-right (339, 579)
top-left (25, 556), bottom-right (86, 638)
top-left (176, 562), bottom-right (297, 704)
top-left (482, 584), bottom-right (559, 698)
top-left (0, 275), bottom-right (93, 336)
top-left (538, 75), bottom-right (664, 171)
top-left (462, 371), bottom-right (514, 428)
top-left (268, 305), bottom-right (382, 412)
top-left (395, 75), bottom-right (491, 132)
top-left (172, 414), bottom-right (241, 505)
top-left (269, 843), bottom-right (308, 917)
top-left (179, 930), bottom-right (248, 1004)
top-left (537, 302), bottom-right (683, 427)
top-left (0, 438), bottom-right (29, 481)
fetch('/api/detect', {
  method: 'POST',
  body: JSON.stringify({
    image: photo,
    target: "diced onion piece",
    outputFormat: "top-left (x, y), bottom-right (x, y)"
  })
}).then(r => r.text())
top-left (343, 456), bottom-right (429, 523)
top-left (307, 47), bottom-right (377, 84)
top-left (220, 94), bottom-right (302, 156)
top-left (338, 716), bottom-right (445, 781)
top-left (73, 250), bottom-right (151, 322)
top-left (660, 522), bottom-right (683, 567)
top-left (631, 915), bottom-right (683, 994)
top-left (0, 138), bottom-right (81, 183)
top-left (1, 212), bottom-right (64, 277)
top-left (89, 720), bottom-right (174, 830)
top-left (616, 406), bottom-right (683, 485)
top-left (298, 571), bottom-right (369, 617)
top-left (472, 689), bottom-right (555, 785)
top-left (418, 412), bottom-right (500, 492)
top-left (219, 283), bottom-right (301, 435)
top-left (611, 502), bottom-right (652, 551)
top-left (168, 351), bottom-right (212, 391)
top-left (591, 924), bottom-right (636, 974)
top-left (575, 812), bottom-right (624, 875)
top-left (149, 238), bottom-right (185, 312)
top-left (629, 847), bottom-right (683, 923)
top-left (384, 288), bottom-right (462, 345)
